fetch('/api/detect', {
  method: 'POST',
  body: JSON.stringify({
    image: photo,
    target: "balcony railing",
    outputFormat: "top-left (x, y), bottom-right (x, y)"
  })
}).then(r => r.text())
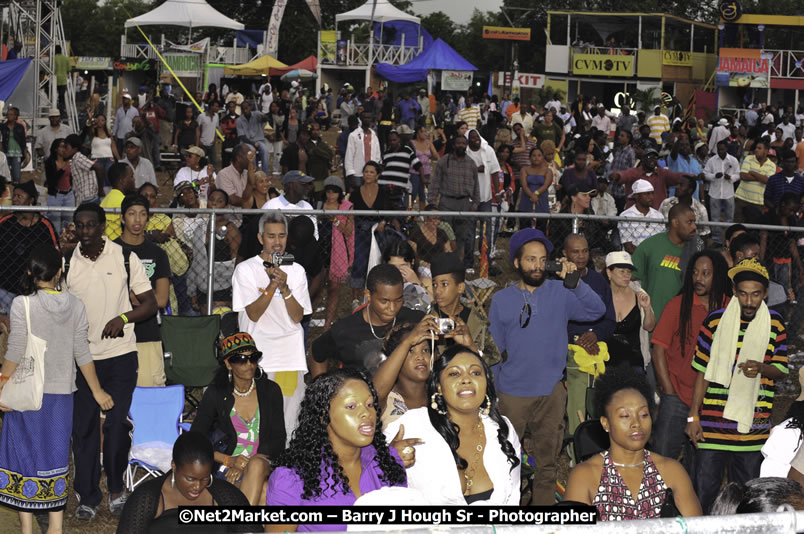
top-left (319, 33), bottom-right (422, 67)
top-left (120, 36), bottom-right (253, 66)
top-left (766, 49), bottom-right (804, 79)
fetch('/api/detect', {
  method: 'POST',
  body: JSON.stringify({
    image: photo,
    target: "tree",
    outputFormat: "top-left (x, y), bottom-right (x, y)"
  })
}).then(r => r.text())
top-left (62, 0), bottom-right (152, 56)
top-left (420, 11), bottom-right (457, 43)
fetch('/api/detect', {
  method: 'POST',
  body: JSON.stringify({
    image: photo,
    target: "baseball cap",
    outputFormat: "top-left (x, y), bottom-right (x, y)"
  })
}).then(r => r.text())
top-left (125, 137), bottom-right (142, 148)
top-left (629, 179), bottom-right (654, 197)
top-left (323, 175), bottom-right (345, 191)
top-left (509, 228), bottom-right (554, 263)
top-left (397, 124), bottom-right (414, 135)
top-left (642, 147), bottom-right (660, 158)
top-left (566, 182), bottom-right (597, 197)
top-left (281, 170), bottom-right (314, 185)
top-left (122, 92), bottom-right (132, 100)
top-left (605, 250), bottom-right (634, 269)
top-left (48, 108), bottom-right (61, 117)
top-left (174, 180), bottom-right (195, 196)
top-left (728, 257), bottom-right (769, 287)
top-left (694, 141), bottom-right (707, 152)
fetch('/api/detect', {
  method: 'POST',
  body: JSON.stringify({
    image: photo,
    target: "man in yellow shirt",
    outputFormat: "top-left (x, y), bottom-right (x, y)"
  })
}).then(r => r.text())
top-left (646, 105), bottom-right (670, 144)
top-left (735, 139), bottom-right (776, 223)
top-left (100, 162), bottom-right (136, 239)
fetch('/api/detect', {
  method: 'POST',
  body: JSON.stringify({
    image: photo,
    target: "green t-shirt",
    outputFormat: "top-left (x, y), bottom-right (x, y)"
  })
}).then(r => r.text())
top-left (54, 54), bottom-right (70, 86)
top-left (6, 134), bottom-right (22, 158)
top-left (532, 122), bottom-right (562, 146)
top-left (631, 232), bottom-right (683, 323)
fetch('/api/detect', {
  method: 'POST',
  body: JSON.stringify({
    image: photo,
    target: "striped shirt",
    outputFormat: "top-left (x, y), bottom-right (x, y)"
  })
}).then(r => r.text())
top-left (457, 105), bottom-right (482, 129)
top-left (735, 155), bottom-right (776, 206)
top-left (646, 114), bottom-right (670, 143)
top-left (379, 144), bottom-right (420, 191)
top-left (691, 308), bottom-right (788, 452)
top-left (71, 151), bottom-right (98, 204)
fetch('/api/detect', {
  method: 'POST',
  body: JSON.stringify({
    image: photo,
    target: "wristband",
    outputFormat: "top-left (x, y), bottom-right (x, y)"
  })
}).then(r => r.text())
top-left (687, 416), bottom-right (699, 423)
top-left (120, 313), bottom-right (129, 324)
top-left (224, 456), bottom-right (231, 468)
top-left (283, 292), bottom-right (293, 300)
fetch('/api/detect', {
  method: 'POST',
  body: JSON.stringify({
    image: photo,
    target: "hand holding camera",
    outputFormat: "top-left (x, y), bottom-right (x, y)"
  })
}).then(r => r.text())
top-left (545, 257), bottom-right (580, 289)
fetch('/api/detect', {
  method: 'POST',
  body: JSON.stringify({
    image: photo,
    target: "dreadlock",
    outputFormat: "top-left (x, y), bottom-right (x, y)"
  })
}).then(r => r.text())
top-left (678, 250), bottom-right (732, 356)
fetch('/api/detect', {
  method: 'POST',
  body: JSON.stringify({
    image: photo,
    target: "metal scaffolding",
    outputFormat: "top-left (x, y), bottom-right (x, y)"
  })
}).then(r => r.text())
top-left (3, 0), bottom-right (78, 138)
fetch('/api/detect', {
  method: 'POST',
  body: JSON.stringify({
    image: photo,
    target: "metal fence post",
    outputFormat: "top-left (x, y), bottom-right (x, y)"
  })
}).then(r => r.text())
top-left (572, 216), bottom-right (579, 234)
top-left (206, 208), bottom-right (216, 314)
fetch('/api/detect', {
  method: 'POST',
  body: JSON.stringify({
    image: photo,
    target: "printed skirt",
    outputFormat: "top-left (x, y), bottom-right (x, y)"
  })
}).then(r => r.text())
top-left (0, 393), bottom-right (73, 511)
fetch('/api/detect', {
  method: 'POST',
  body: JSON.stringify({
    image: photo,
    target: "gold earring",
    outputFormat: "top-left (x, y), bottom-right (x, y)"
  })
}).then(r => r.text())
top-left (430, 392), bottom-right (447, 415)
top-left (480, 395), bottom-right (491, 416)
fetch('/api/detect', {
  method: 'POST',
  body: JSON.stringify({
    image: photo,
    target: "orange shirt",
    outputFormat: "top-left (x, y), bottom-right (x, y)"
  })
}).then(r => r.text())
top-left (796, 140), bottom-right (804, 171)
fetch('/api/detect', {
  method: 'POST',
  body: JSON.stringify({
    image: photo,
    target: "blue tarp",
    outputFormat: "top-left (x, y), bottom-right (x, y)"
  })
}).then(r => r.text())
top-left (0, 58), bottom-right (31, 101)
top-left (236, 30), bottom-right (264, 49)
top-left (375, 38), bottom-right (476, 83)
top-left (373, 21), bottom-right (432, 49)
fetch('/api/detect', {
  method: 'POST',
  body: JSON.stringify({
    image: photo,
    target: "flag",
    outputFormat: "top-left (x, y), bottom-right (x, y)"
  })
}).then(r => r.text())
top-left (487, 73), bottom-right (493, 98)
top-left (305, 0), bottom-right (321, 26)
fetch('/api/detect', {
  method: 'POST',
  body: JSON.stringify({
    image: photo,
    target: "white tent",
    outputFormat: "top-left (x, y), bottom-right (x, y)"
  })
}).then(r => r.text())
top-left (335, 0), bottom-right (420, 24)
top-left (124, 0), bottom-right (244, 30)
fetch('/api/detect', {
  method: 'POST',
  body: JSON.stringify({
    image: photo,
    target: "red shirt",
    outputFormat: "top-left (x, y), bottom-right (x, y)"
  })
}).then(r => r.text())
top-left (651, 294), bottom-right (729, 407)
top-left (617, 166), bottom-right (685, 209)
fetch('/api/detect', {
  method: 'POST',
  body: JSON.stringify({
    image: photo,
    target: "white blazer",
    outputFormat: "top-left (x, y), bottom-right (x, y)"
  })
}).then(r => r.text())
top-left (345, 128), bottom-right (382, 178)
top-left (384, 407), bottom-right (521, 505)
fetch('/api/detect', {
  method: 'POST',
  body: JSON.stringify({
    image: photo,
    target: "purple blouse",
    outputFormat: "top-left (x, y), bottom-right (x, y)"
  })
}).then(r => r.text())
top-left (266, 445), bottom-right (406, 532)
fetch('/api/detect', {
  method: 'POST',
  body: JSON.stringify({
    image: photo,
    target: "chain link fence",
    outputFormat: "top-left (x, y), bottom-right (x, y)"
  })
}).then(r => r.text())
top-left (2, 206), bottom-right (804, 337)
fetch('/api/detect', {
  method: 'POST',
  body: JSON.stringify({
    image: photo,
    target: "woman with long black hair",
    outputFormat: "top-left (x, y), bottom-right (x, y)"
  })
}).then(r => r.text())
top-left (44, 137), bottom-right (73, 231)
top-left (191, 332), bottom-right (284, 505)
top-left (384, 344), bottom-right (521, 504)
top-left (266, 368), bottom-right (410, 532)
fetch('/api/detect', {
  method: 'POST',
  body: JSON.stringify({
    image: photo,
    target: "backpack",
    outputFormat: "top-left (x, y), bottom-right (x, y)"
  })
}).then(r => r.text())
top-left (63, 246), bottom-right (131, 293)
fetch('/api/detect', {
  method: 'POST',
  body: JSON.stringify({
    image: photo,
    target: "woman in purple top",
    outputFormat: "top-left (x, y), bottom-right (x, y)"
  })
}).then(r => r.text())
top-left (265, 368), bottom-right (415, 532)
top-left (518, 147), bottom-right (553, 231)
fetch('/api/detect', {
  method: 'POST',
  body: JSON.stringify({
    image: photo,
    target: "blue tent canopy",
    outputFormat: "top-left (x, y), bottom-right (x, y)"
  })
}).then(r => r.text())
top-left (373, 21), bottom-right (432, 49)
top-left (0, 58), bottom-right (31, 101)
top-left (375, 38), bottom-right (476, 83)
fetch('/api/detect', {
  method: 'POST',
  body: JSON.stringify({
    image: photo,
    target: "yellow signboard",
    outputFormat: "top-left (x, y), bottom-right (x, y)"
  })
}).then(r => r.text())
top-left (482, 26), bottom-right (531, 41)
top-left (572, 54), bottom-right (633, 76)
top-left (662, 50), bottom-right (693, 66)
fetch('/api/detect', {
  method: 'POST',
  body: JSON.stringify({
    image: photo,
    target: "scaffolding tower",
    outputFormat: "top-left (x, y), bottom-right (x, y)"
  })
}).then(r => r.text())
top-left (3, 0), bottom-right (78, 139)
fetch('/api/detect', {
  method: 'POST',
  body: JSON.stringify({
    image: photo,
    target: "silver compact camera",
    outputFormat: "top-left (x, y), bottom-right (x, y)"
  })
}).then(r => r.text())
top-left (435, 318), bottom-right (455, 335)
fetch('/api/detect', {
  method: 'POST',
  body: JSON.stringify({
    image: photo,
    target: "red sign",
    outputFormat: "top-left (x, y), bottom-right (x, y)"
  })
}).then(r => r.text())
top-left (497, 72), bottom-right (544, 89)
top-left (717, 57), bottom-right (768, 74)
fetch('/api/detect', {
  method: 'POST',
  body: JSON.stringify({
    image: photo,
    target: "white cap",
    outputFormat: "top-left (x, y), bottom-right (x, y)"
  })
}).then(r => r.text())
top-left (718, 118), bottom-right (728, 126)
top-left (605, 251), bottom-right (635, 269)
top-left (629, 179), bottom-right (654, 197)
top-left (291, 80), bottom-right (299, 88)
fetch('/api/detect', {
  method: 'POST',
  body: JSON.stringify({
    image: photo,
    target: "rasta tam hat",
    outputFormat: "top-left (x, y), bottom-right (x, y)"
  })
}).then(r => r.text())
top-left (219, 332), bottom-right (262, 362)
top-left (728, 257), bottom-right (769, 287)
top-left (509, 228), bottom-right (554, 262)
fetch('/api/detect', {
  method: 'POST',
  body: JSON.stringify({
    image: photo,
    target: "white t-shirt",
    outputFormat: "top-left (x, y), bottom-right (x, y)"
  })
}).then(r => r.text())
top-left (232, 255), bottom-right (312, 372)
top-left (174, 166), bottom-right (216, 205)
top-left (465, 143), bottom-right (501, 203)
top-left (618, 205), bottom-right (664, 247)
top-left (261, 195), bottom-right (318, 239)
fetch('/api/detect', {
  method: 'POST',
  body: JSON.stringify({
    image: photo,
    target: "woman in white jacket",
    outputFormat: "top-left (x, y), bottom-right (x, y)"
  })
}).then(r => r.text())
top-left (384, 344), bottom-right (520, 505)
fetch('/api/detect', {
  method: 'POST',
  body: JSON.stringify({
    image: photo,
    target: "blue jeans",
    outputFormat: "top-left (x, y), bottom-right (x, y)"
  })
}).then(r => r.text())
top-left (651, 393), bottom-right (696, 478)
top-left (709, 197), bottom-right (734, 244)
top-left (253, 139), bottom-right (270, 173)
top-left (47, 190), bottom-right (76, 232)
top-left (96, 157), bottom-right (115, 187)
top-left (7, 156), bottom-right (22, 182)
top-left (694, 449), bottom-right (762, 514)
top-left (409, 173), bottom-right (427, 204)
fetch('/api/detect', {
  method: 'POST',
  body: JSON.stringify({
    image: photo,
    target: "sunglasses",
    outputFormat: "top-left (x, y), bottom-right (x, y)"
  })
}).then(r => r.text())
top-left (227, 352), bottom-right (262, 365)
top-left (520, 294), bottom-right (532, 329)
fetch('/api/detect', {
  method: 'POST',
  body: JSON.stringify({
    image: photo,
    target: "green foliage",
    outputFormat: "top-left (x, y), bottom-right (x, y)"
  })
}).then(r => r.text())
top-left (532, 86), bottom-right (566, 106)
top-left (630, 87), bottom-right (661, 112)
top-left (62, 0), bottom-right (152, 56)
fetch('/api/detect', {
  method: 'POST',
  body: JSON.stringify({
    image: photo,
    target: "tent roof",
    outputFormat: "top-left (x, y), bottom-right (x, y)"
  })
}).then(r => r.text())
top-left (335, 0), bottom-right (420, 24)
top-left (270, 56), bottom-right (318, 76)
top-left (125, 0), bottom-right (244, 30)
top-left (223, 54), bottom-right (288, 76)
top-left (375, 38), bottom-right (475, 83)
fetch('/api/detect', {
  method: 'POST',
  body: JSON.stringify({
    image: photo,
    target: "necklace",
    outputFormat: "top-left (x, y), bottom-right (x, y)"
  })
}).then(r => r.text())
top-left (233, 379), bottom-right (255, 398)
top-left (462, 419), bottom-right (485, 495)
top-left (366, 307), bottom-right (395, 340)
top-left (80, 239), bottom-right (105, 262)
top-left (607, 450), bottom-right (646, 468)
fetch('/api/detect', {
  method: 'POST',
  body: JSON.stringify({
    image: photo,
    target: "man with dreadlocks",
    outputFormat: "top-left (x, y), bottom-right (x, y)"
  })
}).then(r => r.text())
top-left (650, 250), bottom-right (732, 475)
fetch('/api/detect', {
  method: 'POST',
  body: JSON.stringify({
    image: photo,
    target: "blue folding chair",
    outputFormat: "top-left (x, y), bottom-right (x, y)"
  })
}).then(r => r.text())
top-left (124, 385), bottom-right (191, 491)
